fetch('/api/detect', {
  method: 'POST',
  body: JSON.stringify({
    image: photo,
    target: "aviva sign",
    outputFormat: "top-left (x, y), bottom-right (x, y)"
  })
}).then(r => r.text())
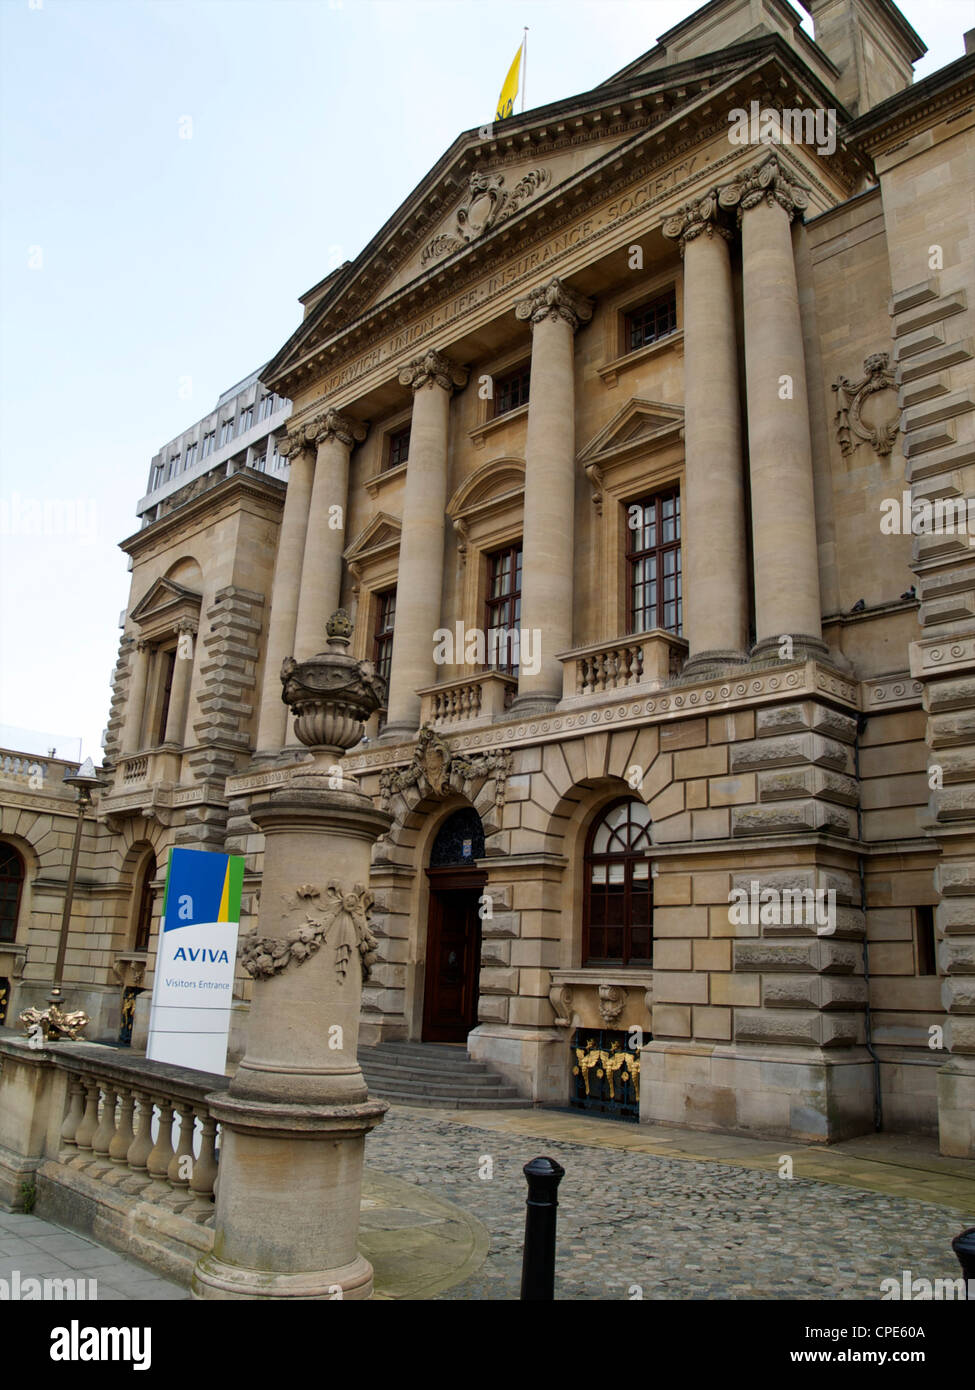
top-left (146, 847), bottom-right (244, 1074)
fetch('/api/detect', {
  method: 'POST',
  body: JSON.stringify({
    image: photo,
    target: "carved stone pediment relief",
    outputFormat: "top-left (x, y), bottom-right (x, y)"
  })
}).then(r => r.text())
top-left (832, 352), bottom-right (900, 459)
top-left (421, 168), bottom-right (551, 265)
top-left (578, 398), bottom-right (685, 512)
top-left (378, 724), bottom-right (512, 817)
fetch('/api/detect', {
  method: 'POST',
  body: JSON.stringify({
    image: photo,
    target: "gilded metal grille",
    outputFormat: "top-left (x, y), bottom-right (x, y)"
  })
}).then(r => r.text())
top-left (570, 1027), bottom-right (647, 1121)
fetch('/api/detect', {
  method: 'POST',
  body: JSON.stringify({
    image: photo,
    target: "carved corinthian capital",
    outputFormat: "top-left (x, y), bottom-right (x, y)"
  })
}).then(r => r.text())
top-left (398, 349), bottom-right (468, 393)
top-left (717, 154), bottom-right (809, 224)
top-left (279, 425), bottom-right (311, 459)
top-left (310, 409), bottom-right (367, 449)
top-left (662, 191), bottom-right (731, 253)
top-left (514, 277), bottom-right (593, 332)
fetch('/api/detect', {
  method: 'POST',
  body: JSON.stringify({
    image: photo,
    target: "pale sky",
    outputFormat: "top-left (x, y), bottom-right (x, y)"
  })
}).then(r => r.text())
top-left (0, 0), bottom-right (970, 762)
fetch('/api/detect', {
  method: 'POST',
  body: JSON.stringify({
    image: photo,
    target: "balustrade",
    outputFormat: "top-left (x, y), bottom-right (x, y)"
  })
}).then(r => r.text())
top-left (51, 1050), bottom-right (228, 1225)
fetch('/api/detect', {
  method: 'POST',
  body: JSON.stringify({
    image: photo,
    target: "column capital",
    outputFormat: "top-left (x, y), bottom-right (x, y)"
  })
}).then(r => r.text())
top-left (514, 277), bottom-right (593, 332)
top-left (717, 154), bottom-right (809, 225)
top-left (134, 637), bottom-right (152, 654)
top-left (175, 618), bottom-right (198, 636)
top-left (398, 349), bottom-right (468, 394)
top-left (279, 426), bottom-right (313, 460)
top-left (309, 409), bottom-right (367, 449)
top-left (662, 191), bottom-right (734, 254)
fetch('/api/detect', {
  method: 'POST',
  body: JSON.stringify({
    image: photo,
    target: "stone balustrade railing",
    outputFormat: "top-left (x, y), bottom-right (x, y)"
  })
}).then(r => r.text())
top-left (0, 1034), bottom-right (229, 1255)
top-left (0, 753), bottom-right (48, 782)
top-left (418, 670), bottom-right (517, 729)
top-left (558, 630), bottom-right (688, 702)
top-left (119, 754), bottom-right (150, 783)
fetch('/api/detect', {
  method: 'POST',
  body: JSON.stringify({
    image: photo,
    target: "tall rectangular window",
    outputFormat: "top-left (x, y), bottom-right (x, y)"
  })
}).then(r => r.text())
top-left (238, 406), bottom-right (254, 434)
top-left (373, 589), bottom-right (396, 688)
top-left (624, 290), bottom-right (677, 353)
top-left (492, 364), bottom-right (530, 418)
top-left (219, 419), bottom-right (234, 447)
top-left (485, 543), bottom-right (522, 673)
top-left (183, 441), bottom-right (198, 470)
top-left (915, 906), bottom-right (937, 976)
top-left (201, 431), bottom-right (215, 458)
top-left (386, 426), bottom-right (410, 471)
top-left (260, 394), bottom-right (275, 420)
top-left (166, 454), bottom-right (180, 480)
top-left (150, 463), bottom-right (165, 490)
top-left (627, 489), bottom-right (682, 635)
top-left (156, 649), bottom-right (177, 744)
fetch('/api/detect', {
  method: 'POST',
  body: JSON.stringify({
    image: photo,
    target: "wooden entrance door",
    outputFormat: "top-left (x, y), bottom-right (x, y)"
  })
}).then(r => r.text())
top-left (422, 869), bottom-right (485, 1043)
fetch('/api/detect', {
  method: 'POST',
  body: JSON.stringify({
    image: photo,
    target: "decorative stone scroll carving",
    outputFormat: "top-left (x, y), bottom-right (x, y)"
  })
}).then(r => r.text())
top-left (378, 723), bottom-right (512, 815)
top-left (717, 154), bottom-right (809, 224)
top-left (832, 352), bottom-right (900, 458)
top-left (239, 882), bottom-right (379, 984)
top-left (662, 191), bottom-right (732, 252)
top-left (598, 983), bottom-right (627, 1025)
top-left (550, 983), bottom-right (574, 1027)
top-left (398, 349), bottom-right (469, 394)
top-left (310, 409), bottom-right (367, 450)
top-left (514, 277), bottom-right (593, 332)
top-left (421, 168), bottom-right (551, 264)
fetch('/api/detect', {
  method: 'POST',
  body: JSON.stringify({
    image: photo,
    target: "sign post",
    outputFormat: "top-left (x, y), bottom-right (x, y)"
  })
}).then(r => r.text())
top-left (146, 847), bottom-right (244, 1074)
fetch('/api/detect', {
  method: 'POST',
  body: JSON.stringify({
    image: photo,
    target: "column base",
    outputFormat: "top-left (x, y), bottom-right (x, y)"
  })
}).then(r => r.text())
top-left (378, 720), bottom-right (418, 745)
top-left (750, 634), bottom-right (829, 662)
top-left (506, 692), bottom-right (560, 718)
top-left (192, 1250), bottom-right (375, 1301)
top-left (937, 1056), bottom-right (975, 1157)
top-left (678, 649), bottom-right (750, 680)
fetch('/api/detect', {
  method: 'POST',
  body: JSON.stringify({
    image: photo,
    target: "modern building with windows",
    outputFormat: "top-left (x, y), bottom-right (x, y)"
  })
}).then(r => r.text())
top-left (3, 0), bottom-right (975, 1157)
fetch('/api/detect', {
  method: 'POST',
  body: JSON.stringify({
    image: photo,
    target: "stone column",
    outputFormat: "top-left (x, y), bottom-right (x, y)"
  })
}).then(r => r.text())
top-left (509, 279), bottom-right (592, 714)
top-left (253, 428), bottom-right (316, 755)
top-left (120, 639), bottom-right (150, 756)
top-left (663, 195), bottom-right (748, 669)
top-left (293, 409), bottom-right (366, 662)
top-left (194, 614), bottom-right (392, 1300)
top-left (382, 349), bottom-right (467, 742)
top-left (162, 620), bottom-right (197, 746)
top-left (718, 155), bottom-right (826, 659)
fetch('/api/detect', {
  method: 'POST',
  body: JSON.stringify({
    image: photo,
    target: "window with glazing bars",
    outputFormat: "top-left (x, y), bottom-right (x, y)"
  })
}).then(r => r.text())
top-left (583, 799), bottom-right (653, 966)
top-left (373, 589), bottom-right (396, 688)
top-left (386, 426), bottom-right (410, 471)
top-left (624, 290), bottom-right (677, 352)
top-left (627, 488), bottom-right (682, 635)
top-left (492, 365), bottom-right (530, 418)
top-left (485, 543), bottom-right (522, 673)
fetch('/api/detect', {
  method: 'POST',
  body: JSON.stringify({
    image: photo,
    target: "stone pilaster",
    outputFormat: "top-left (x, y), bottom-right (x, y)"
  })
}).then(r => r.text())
top-left (253, 428), bottom-right (315, 755)
top-left (382, 349), bottom-right (468, 742)
top-left (119, 639), bottom-right (150, 757)
top-left (509, 278), bottom-right (592, 714)
top-left (718, 156), bottom-right (826, 660)
top-left (663, 195), bottom-right (748, 671)
top-left (293, 410), bottom-right (366, 662)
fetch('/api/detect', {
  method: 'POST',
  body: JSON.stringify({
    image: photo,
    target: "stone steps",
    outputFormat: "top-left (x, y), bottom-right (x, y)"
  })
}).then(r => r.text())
top-left (360, 1042), bottom-right (533, 1109)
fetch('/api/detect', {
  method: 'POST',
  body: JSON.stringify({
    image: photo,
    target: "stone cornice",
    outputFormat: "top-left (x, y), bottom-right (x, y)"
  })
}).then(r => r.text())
top-left (121, 472), bottom-right (285, 561)
top-left (843, 53), bottom-right (975, 155)
top-left (514, 278), bottom-right (593, 332)
top-left (266, 42), bottom-right (864, 401)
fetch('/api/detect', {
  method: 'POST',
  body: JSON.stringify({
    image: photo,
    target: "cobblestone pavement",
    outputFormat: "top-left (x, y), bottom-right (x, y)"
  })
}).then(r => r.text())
top-left (364, 1109), bottom-right (975, 1301)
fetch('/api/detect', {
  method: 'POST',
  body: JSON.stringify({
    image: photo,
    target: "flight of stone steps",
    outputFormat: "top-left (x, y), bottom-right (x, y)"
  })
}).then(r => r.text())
top-left (359, 1040), bottom-right (533, 1109)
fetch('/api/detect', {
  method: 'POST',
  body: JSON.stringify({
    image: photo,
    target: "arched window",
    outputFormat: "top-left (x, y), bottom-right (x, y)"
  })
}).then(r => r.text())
top-left (583, 799), bottom-right (653, 966)
top-left (133, 855), bottom-right (156, 952)
top-left (429, 808), bottom-right (486, 867)
top-left (0, 843), bottom-right (25, 944)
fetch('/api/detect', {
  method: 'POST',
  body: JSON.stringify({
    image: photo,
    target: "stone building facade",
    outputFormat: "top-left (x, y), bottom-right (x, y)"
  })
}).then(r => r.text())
top-left (3, 0), bottom-right (974, 1154)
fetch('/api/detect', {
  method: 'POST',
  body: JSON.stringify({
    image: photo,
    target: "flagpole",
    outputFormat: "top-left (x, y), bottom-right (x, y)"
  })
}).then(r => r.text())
top-left (522, 27), bottom-right (528, 113)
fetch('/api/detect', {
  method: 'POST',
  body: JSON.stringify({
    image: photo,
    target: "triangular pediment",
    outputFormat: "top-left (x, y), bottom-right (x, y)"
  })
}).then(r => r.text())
top-left (579, 398), bottom-right (684, 467)
top-left (129, 577), bottom-right (202, 628)
top-left (344, 512), bottom-right (402, 564)
top-left (265, 31), bottom-right (865, 400)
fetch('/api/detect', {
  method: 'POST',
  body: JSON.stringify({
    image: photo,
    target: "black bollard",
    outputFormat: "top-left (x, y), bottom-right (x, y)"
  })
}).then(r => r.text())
top-left (951, 1226), bottom-right (975, 1298)
top-left (520, 1155), bottom-right (565, 1300)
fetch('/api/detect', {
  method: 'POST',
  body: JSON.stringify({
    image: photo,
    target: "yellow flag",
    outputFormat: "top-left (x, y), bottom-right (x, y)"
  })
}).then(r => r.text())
top-left (495, 42), bottom-right (523, 121)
